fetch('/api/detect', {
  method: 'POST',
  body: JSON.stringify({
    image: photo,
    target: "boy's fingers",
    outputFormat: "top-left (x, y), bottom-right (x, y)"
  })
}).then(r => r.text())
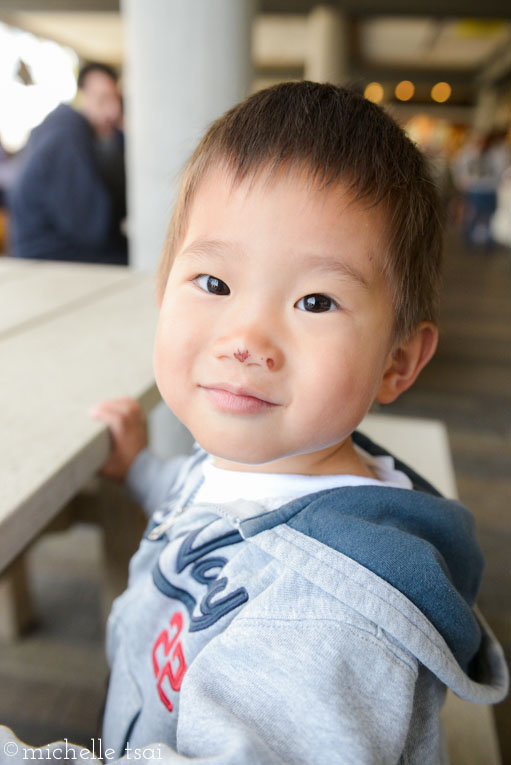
top-left (104, 396), bottom-right (142, 414)
top-left (89, 402), bottom-right (147, 452)
top-left (88, 400), bottom-right (121, 418)
top-left (89, 397), bottom-right (143, 420)
top-left (91, 409), bottom-right (126, 440)
top-left (87, 397), bottom-right (147, 479)
top-left (89, 397), bottom-right (134, 414)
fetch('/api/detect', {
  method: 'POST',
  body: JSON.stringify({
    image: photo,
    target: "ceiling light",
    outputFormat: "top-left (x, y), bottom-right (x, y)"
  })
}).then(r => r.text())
top-left (364, 82), bottom-right (384, 104)
top-left (431, 82), bottom-right (452, 103)
top-left (395, 80), bottom-right (415, 101)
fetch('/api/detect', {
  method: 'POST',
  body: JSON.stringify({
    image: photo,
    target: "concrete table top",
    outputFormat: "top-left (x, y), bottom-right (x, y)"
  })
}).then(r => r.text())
top-left (0, 258), bottom-right (160, 573)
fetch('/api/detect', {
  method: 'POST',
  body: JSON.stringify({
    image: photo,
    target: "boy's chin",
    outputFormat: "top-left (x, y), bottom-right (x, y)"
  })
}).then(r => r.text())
top-left (205, 447), bottom-right (278, 469)
top-left (193, 435), bottom-right (335, 474)
top-left (193, 434), bottom-right (286, 469)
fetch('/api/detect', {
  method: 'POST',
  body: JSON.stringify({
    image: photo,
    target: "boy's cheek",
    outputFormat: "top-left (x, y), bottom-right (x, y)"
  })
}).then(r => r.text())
top-left (153, 353), bottom-right (185, 422)
top-left (153, 326), bottom-right (195, 413)
top-left (153, 326), bottom-right (180, 402)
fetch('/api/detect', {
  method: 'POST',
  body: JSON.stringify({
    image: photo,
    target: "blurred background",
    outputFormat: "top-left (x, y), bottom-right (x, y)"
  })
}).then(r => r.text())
top-left (0, 0), bottom-right (509, 760)
top-left (1, 0), bottom-right (510, 265)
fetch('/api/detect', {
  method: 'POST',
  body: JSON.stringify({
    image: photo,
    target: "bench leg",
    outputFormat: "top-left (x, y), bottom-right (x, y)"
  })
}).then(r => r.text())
top-left (0, 556), bottom-right (35, 640)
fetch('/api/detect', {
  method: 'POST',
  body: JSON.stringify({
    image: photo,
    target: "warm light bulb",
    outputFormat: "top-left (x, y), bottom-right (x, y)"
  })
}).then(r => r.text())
top-left (431, 82), bottom-right (452, 103)
top-left (364, 82), bottom-right (384, 104)
top-left (395, 80), bottom-right (415, 101)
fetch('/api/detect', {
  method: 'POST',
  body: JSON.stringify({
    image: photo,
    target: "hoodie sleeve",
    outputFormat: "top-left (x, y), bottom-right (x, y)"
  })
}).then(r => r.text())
top-left (125, 449), bottom-right (190, 518)
top-left (0, 616), bottom-right (426, 764)
top-left (171, 615), bottom-right (425, 765)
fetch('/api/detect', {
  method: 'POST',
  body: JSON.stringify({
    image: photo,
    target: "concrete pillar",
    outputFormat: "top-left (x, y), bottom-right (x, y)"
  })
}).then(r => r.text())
top-left (305, 5), bottom-right (348, 85)
top-left (121, 0), bottom-right (254, 273)
top-left (121, 0), bottom-right (254, 458)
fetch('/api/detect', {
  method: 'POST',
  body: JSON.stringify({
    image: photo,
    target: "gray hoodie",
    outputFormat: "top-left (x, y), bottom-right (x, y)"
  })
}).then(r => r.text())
top-left (0, 432), bottom-right (507, 764)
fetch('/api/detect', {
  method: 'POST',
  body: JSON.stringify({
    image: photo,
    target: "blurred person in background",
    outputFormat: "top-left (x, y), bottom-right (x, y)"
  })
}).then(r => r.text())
top-left (0, 137), bottom-right (25, 254)
top-left (0, 138), bottom-right (11, 253)
top-left (452, 130), bottom-right (508, 250)
top-left (0, 138), bottom-right (11, 208)
top-left (7, 62), bottom-right (127, 265)
top-left (490, 132), bottom-right (511, 249)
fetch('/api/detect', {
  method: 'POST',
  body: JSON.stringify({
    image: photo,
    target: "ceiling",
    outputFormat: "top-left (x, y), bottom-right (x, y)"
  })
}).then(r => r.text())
top-left (252, 15), bottom-right (510, 82)
top-left (361, 18), bottom-right (509, 69)
top-left (0, 11), bottom-right (123, 64)
top-left (0, 3), bottom-right (509, 109)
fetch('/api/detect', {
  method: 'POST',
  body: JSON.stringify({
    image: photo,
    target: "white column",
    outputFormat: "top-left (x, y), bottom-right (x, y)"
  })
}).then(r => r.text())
top-left (305, 5), bottom-right (348, 85)
top-left (122, 0), bottom-right (254, 273)
top-left (121, 0), bottom-right (254, 458)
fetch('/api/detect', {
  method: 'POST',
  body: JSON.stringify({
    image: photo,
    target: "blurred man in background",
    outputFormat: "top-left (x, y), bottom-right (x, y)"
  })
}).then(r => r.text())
top-left (8, 62), bottom-right (127, 265)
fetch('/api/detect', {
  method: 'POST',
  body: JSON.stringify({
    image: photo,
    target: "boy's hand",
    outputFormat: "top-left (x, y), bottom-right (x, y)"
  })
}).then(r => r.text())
top-left (89, 397), bottom-right (148, 481)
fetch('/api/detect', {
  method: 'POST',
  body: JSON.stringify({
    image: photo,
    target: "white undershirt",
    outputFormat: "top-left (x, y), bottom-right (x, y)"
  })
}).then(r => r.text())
top-left (194, 444), bottom-right (412, 510)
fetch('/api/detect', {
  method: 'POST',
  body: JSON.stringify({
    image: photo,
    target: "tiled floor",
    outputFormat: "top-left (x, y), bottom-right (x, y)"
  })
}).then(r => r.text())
top-left (0, 232), bottom-right (509, 760)
top-left (0, 526), bottom-right (108, 748)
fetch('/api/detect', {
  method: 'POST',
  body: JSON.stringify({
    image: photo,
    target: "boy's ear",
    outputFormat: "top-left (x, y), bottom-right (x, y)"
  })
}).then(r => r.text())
top-left (375, 322), bottom-right (438, 405)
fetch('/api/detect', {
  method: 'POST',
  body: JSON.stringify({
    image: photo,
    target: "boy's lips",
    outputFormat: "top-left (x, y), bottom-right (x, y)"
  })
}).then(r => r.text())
top-left (200, 383), bottom-right (279, 414)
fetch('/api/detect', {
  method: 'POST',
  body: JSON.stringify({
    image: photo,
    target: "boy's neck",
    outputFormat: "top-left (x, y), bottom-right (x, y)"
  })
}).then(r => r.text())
top-left (213, 435), bottom-right (377, 479)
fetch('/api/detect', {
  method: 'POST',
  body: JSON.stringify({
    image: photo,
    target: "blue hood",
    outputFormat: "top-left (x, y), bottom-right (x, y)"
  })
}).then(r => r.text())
top-left (240, 430), bottom-right (484, 673)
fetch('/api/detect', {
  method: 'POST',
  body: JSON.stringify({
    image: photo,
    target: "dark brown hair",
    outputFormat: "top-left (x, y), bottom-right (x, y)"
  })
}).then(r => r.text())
top-left (78, 62), bottom-right (118, 89)
top-left (158, 81), bottom-right (443, 341)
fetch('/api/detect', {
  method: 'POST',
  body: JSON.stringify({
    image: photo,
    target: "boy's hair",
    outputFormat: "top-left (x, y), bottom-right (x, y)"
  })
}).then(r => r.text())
top-left (158, 81), bottom-right (443, 342)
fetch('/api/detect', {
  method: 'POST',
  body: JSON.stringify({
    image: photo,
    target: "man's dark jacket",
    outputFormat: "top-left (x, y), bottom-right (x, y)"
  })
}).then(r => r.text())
top-left (8, 104), bottom-right (127, 265)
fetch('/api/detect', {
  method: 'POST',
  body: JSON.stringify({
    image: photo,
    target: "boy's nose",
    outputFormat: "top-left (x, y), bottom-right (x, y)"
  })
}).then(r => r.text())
top-left (232, 348), bottom-right (277, 370)
top-left (213, 329), bottom-right (284, 372)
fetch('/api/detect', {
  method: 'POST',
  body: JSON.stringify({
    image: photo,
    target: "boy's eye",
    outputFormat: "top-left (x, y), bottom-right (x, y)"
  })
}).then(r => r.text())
top-left (295, 294), bottom-right (337, 312)
top-left (195, 274), bottom-right (230, 295)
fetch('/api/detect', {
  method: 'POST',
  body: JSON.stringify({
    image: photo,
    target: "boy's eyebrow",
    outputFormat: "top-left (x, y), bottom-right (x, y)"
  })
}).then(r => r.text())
top-left (180, 238), bottom-right (371, 289)
top-left (299, 253), bottom-right (371, 289)
top-left (180, 238), bottom-right (236, 260)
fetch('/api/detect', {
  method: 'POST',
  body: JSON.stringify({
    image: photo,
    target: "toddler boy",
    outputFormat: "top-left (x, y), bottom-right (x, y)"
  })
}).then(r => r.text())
top-left (3, 82), bottom-right (507, 763)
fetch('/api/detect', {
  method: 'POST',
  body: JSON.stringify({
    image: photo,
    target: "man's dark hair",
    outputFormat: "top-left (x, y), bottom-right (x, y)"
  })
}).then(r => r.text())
top-left (78, 62), bottom-right (118, 89)
top-left (158, 81), bottom-right (443, 341)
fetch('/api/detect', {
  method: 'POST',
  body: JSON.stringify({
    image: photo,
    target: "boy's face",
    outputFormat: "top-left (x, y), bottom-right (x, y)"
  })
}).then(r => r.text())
top-left (154, 165), bottom-right (397, 473)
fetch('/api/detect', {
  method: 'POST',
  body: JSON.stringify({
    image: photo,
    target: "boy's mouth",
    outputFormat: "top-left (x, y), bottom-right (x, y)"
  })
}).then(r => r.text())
top-left (200, 383), bottom-right (279, 414)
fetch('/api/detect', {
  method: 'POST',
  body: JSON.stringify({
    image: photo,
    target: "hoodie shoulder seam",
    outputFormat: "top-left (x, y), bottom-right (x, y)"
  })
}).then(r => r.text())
top-left (235, 613), bottom-right (419, 676)
top-left (267, 524), bottom-right (457, 666)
